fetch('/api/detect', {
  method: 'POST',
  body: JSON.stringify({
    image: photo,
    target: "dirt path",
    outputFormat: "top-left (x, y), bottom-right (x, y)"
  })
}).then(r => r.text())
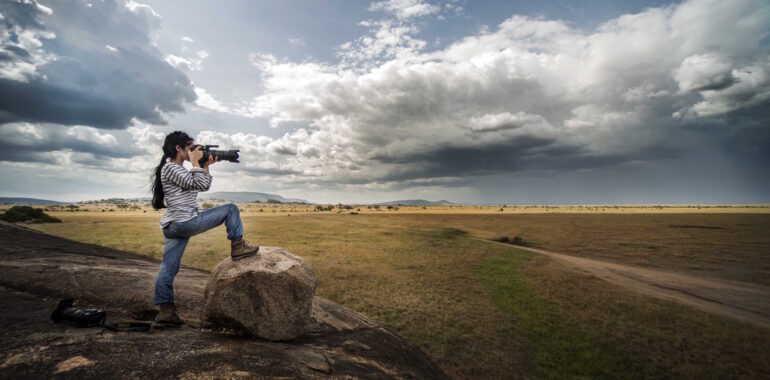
top-left (474, 238), bottom-right (770, 328)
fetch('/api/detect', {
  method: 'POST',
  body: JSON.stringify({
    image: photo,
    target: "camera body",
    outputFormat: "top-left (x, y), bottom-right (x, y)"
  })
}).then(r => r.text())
top-left (192, 144), bottom-right (240, 167)
top-left (51, 298), bottom-right (106, 327)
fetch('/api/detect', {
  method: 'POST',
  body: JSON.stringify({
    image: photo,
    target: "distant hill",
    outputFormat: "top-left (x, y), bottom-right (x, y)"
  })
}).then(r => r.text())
top-left (0, 197), bottom-right (67, 205)
top-left (374, 199), bottom-right (454, 206)
top-left (199, 191), bottom-right (308, 204)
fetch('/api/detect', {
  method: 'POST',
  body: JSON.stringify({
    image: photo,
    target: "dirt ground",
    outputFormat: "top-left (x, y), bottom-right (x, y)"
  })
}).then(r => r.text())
top-left (477, 238), bottom-right (770, 328)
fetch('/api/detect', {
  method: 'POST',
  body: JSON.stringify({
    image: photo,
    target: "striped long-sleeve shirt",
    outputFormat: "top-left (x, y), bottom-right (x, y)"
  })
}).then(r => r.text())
top-left (159, 162), bottom-right (213, 228)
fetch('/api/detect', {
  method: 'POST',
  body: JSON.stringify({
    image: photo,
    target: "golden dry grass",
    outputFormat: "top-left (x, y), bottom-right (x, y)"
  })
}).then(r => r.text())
top-left (20, 204), bottom-right (770, 379)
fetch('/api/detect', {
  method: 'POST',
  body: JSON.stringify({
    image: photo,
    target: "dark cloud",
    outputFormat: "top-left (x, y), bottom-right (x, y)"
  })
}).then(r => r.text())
top-left (0, 123), bottom-right (142, 164)
top-left (0, 0), bottom-right (196, 129)
top-left (1, 0), bottom-right (768, 203)
top-left (236, 0), bottom-right (769, 196)
top-left (368, 134), bottom-right (683, 182)
top-left (239, 166), bottom-right (302, 176)
top-left (686, 103), bottom-right (770, 168)
top-left (0, 1), bottom-right (46, 30)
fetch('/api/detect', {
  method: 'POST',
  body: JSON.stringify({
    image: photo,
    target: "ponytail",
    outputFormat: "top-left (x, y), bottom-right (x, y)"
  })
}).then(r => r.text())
top-left (151, 154), bottom-right (167, 209)
top-left (150, 131), bottom-right (193, 210)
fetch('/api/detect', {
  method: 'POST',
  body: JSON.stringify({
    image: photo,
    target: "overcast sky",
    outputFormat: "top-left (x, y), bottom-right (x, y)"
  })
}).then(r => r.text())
top-left (1, 0), bottom-right (768, 204)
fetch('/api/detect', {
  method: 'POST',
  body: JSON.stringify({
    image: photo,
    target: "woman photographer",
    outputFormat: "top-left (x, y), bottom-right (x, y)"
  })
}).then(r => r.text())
top-left (150, 131), bottom-right (259, 326)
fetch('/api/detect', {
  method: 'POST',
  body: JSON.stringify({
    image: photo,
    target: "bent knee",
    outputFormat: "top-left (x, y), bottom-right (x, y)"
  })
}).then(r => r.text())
top-left (228, 203), bottom-right (239, 214)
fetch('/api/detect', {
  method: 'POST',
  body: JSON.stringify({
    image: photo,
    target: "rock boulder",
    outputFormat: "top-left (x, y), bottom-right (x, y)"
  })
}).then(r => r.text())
top-left (202, 247), bottom-right (316, 341)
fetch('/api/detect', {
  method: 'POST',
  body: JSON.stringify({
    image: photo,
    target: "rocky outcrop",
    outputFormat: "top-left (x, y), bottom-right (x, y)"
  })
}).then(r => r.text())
top-left (203, 247), bottom-right (316, 340)
top-left (0, 221), bottom-right (447, 379)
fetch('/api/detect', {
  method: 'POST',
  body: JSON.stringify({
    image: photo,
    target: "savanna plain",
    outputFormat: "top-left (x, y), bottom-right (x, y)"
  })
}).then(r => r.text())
top-left (18, 204), bottom-right (770, 379)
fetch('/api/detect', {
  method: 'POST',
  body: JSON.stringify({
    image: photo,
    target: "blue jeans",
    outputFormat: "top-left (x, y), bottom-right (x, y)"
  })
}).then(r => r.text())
top-left (153, 203), bottom-right (243, 305)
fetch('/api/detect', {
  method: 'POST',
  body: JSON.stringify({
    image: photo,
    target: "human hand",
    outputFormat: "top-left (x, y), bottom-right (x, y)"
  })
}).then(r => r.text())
top-left (188, 145), bottom-right (204, 167)
top-left (204, 154), bottom-right (220, 167)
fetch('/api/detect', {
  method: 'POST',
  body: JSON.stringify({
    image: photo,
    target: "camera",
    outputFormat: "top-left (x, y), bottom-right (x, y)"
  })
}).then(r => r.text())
top-left (191, 144), bottom-right (240, 167)
top-left (51, 298), bottom-right (106, 327)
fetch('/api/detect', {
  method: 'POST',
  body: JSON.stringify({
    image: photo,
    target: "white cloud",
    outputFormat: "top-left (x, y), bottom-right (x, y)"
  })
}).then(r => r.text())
top-left (369, 0), bottom-right (440, 20)
top-left (338, 20), bottom-right (427, 67)
top-left (674, 53), bottom-right (734, 93)
top-left (0, 123), bottom-right (44, 145)
top-left (0, 4), bottom-right (57, 82)
top-left (35, 1), bottom-right (53, 15)
top-left (194, 87), bottom-right (233, 113)
top-left (165, 50), bottom-right (208, 71)
top-left (165, 54), bottom-right (192, 70)
top-left (233, 0), bottom-right (769, 186)
top-left (127, 122), bottom-right (164, 148)
top-left (288, 37), bottom-right (305, 46)
top-left (4, 0), bottom-right (768, 201)
top-left (66, 125), bottom-right (118, 145)
top-left (125, 1), bottom-right (160, 18)
top-left (677, 59), bottom-right (770, 118)
top-left (0, 122), bottom-right (139, 166)
top-left (468, 112), bottom-right (550, 132)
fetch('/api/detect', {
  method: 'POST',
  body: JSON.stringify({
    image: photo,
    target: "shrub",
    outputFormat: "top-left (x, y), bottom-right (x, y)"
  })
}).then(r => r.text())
top-left (0, 205), bottom-right (62, 223)
top-left (497, 235), bottom-right (532, 247)
top-left (201, 202), bottom-right (214, 210)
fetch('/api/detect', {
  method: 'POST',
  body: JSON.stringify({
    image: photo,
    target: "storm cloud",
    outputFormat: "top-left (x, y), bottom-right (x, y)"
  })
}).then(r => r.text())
top-left (0, 0), bottom-right (195, 129)
top-left (193, 0), bottom-right (769, 190)
top-left (1, 0), bottom-right (768, 203)
top-left (0, 122), bottom-right (141, 164)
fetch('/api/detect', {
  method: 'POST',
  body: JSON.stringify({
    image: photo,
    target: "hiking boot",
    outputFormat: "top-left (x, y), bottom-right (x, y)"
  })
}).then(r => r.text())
top-left (231, 238), bottom-right (259, 261)
top-left (154, 303), bottom-right (184, 327)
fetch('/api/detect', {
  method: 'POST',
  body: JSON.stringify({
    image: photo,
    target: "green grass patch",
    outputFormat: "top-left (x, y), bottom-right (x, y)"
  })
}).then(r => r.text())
top-left (475, 248), bottom-right (637, 379)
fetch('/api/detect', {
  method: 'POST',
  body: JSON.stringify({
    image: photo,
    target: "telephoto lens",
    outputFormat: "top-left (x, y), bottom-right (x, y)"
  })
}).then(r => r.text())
top-left (193, 144), bottom-right (240, 167)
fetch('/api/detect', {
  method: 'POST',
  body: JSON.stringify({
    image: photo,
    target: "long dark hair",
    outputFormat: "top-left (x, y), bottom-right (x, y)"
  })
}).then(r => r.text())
top-left (151, 131), bottom-right (193, 210)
